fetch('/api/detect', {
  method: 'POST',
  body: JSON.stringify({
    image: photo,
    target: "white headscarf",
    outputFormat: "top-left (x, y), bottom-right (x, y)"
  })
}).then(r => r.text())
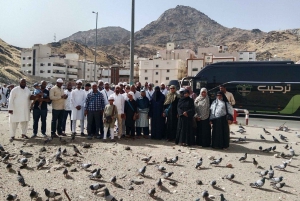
top-left (194, 88), bottom-right (210, 120)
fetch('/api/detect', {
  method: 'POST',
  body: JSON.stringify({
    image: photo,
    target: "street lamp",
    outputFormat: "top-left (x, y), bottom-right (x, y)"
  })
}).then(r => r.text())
top-left (92, 11), bottom-right (98, 81)
top-left (129, 0), bottom-right (135, 85)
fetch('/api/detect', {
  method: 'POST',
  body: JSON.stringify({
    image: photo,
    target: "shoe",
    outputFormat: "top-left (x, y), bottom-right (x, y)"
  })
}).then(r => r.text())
top-left (96, 135), bottom-right (102, 139)
top-left (110, 139), bottom-right (116, 142)
top-left (80, 132), bottom-right (85, 136)
top-left (9, 137), bottom-right (15, 142)
top-left (59, 133), bottom-right (67, 136)
top-left (51, 134), bottom-right (59, 138)
top-left (41, 133), bottom-right (47, 138)
top-left (31, 134), bottom-right (37, 138)
top-left (87, 136), bottom-right (92, 140)
top-left (21, 134), bottom-right (29, 139)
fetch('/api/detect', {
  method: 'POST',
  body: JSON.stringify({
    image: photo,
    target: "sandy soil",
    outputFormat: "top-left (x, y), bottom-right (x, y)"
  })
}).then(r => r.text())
top-left (0, 110), bottom-right (299, 201)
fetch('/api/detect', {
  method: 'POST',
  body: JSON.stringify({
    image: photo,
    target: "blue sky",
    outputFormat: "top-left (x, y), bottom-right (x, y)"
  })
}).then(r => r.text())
top-left (1, 0), bottom-right (300, 47)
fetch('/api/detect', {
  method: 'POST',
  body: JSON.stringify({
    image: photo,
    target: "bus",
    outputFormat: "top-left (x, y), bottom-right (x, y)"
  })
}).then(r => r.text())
top-left (181, 61), bottom-right (300, 118)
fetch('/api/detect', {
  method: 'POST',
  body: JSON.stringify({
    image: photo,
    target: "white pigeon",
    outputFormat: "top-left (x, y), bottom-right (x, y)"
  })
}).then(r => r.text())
top-left (296, 132), bottom-right (300, 138)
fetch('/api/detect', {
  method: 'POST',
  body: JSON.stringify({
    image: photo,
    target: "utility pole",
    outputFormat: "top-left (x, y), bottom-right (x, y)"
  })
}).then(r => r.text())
top-left (92, 11), bottom-right (98, 81)
top-left (84, 38), bottom-right (87, 81)
top-left (129, 0), bottom-right (135, 85)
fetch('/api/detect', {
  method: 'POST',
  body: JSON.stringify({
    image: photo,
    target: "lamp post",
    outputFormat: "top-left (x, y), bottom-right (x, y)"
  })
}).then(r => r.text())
top-left (129, 0), bottom-right (135, 85)
top-left (92, 11), bottom-right (98, 81)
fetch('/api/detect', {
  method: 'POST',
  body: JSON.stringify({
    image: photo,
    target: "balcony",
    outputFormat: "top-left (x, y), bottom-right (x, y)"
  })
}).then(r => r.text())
top-left (67, 75), bottom-right (77, 79)
top-left (53, 70), bottom-right (66, 74)
top-left (53, 63), bottom-right (66, 67)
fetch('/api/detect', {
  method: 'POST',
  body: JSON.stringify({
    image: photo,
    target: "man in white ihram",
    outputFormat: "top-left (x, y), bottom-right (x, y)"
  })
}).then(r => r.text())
top-left (8, 78), bottom-right (34, 142)
top-left (71, 80), bottom-right (86, 136)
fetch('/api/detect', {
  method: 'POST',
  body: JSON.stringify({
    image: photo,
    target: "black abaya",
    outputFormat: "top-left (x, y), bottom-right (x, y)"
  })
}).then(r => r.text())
top-left (211, 115), bottom-right (229, 149)
top-left (195, 118), bottom-right (211, 147)
top-left (164, 97), bottom-right (179, 141)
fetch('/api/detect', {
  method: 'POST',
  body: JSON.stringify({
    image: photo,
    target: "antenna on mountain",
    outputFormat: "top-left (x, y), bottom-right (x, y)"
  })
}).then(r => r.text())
top-left (54, 33), bottom-right (56, 42)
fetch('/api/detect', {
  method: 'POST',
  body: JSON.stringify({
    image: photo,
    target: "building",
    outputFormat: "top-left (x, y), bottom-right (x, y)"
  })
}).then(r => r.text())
top-left (139, 59), bottom-right (186, 85)
top-left (156, 42), bottom-right (197, 60)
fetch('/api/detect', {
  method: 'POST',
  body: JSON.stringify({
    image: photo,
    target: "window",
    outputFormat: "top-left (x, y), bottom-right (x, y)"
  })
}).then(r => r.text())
top-left (239, 53), bottom-right (243, 55)
top-left (40, 63), bottom-right (44, 66)
top-left (192, 68), bottom-right (198, 71)
top-left (23, 57), bottom-right (25, 60)
top-left (249, 58), bottom-right (253, 60)
top-left (156, 64), bottom-right (159, 68)
top-left (155, 80), bottom-right (158, 83)
top-left (87, 69), bottom-right (90, 71)
top-left (28, 57), bottom-right (32, 60)
top-left (167, 70), bottom-right (170, 72)
top-left (40, 70), bottom-right (44, 73)
top-left (145, 70), bottom-right (147, 73)
top-left (27, 71), bottom-right (31, 73)
top-left (166, 77), bottom-right (169, 80)
top-left (87, 75), bottom-right (89, 78)
top-left (48, 63), bottom-right (51, 66)
top-left (28, 64), bottom-right (31, 66)
top-left (22, 64), bottom-right (25, 67)
top-left (239, 58), bottom-right (243, 60)
top-left (156, 72), bottom-right (158, 75)
top-left (145, 77), bottom-right (148, 80)
top-left (47, 70), bottom-right (51, 73)
top-left (249, 52), bottom-right (253, 54)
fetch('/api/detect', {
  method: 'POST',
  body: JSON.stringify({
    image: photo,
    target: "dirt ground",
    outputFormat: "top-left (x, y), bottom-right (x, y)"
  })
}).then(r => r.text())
top-left (0, 110), bottom-right (299, 201)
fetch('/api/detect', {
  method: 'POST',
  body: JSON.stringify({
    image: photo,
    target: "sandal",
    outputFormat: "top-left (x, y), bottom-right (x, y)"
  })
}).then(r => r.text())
top-left (22, 134), bottom-right (29, 139)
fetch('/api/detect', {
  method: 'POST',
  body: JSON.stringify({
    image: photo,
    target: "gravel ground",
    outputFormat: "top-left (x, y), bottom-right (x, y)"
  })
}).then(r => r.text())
top-left (0, 110), bottom-right (299, 201)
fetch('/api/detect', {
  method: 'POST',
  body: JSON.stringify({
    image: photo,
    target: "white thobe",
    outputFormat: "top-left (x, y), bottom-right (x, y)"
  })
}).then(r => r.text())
top-left (133, 91), bottom-right (141, 100)
top-left (145, 89), bottom-right (154, 100)
top-left (161, 88), bottom-right (168, 96)
top-left (101, 89), bottom-right (114, 105)
top-left (71, 89), bottom-right (86, 120)
top-left (8, 86), bottom-right (31, 137)
top-left (64, 90), bottom-right (72, 111)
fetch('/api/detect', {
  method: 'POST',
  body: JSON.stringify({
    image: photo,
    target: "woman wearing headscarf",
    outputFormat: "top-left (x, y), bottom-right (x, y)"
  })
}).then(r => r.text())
top-left (149, 86), bottom-right (165, 139)
top-left (210, 91), bottom-right (234, 150)
top-left (163, 85), bottom-right (180, 141)
top-left (175, 89), bottom-right (195, 146)
top-left (194, 88), bottom-right (211, 147)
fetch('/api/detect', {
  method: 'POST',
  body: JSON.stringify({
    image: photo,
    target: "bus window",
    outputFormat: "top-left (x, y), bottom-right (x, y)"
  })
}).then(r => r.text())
top-left (196, 81), bottom-right (207, 89)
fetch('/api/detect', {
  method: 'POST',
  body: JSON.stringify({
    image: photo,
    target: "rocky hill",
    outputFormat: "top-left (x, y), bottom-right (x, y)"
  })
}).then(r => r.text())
top-left (0, 39), bottom-right (20, 67)
top-left (60, 26), bottom-right (130, 46)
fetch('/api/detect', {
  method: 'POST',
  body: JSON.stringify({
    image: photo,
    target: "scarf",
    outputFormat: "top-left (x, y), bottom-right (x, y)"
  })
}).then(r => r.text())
top-left (194, 88), bottom-right (210, 120)
top-left (164, 91), bottom-right (179, 105)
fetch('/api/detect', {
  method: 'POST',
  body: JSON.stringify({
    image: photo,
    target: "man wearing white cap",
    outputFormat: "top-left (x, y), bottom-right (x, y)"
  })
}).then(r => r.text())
top-left (71, 80), bottom-right (86, 135)
top-left (98, 80), bottom-right (104, 91)
top-left (50, 78), bottom-right (68, 137)
top-left (160, 83), bottom-right (168, 96)
top-left (145, 83), bottom-right (154, 100)
top-left (101, 82), bottom-right (114, 105)
top-left (130, 85), bottom-right (140, 100)
top-left (103, 96), bottom-right (118, 141)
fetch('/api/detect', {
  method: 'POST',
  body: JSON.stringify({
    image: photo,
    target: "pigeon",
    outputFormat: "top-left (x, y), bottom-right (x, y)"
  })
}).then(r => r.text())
top-left (296, 132), bottom-right (300, 138)
top-left (260, 135), bottom-right (266, 140)
top-left (236, 128), bottom-right (246, 134)
top-left (284, 144), bottom-right (289, 150)
top-left (6, 194), bottom-right (17, 201)
top-left (63, 168), bottom-right (68, 178)
top-left (274, 162), bottom-right (287, 170)
top-left (283, 158), bottom-right (293, 166)
top-left (89, 168), bottom-right (102, 179)
top-left (0, 143), bottom-right (5, 151)
top-left (81, 163), bottom-right (92, 170)
top-left (55, 147), bottom-right (62, 158)
top-left (272, 182), bottom-right (285, 190)
top-left (268, 165), bottom-right (274, 179)
top-left (163, 172), bottom-right (174, 179)
top-left (279, 134), bottom-right (288, 141)
top-left (18, 158), bottom-right (28, 165)
top-left (73, 145), bottom-right (82, 156)
top-left (210, 157), bottom-right (222, 165)
top-left (17, 171), bottom-right (26, 186)
top-left (250, 177), bottom-right (266, 188)
top-left (37, 158), bottom-right (46, 170)
top-left (29, 189), bottom-right (39, 200)
top-left (202, 190), bottom-right (209, 199)
top-left (156, 178), bottom-right (162, 188)
top-left (89, 183), bottom-right (105, 192)
top-left (44, 189), bottom-right (61, 200)
top-left (259, 146), bottom-right (263, 151)
top-left (262, 147), bottom-right (272, 153)
top-left (155, 165), bottom-right (166, 172)
top-left (239, 123), bottom-right (245, 129)
top-left (223, 174), bottom-right (235, 181)
top-left (2, 154), bottom-right (10, 163)
top-left (220, 193), bottom-right (228, 201)
top-left (272, 146), bottom-right (276, 151)
top-left (110, 176), bottom-right (117, 183)
top-left (166, 156), bottom-right (178, 164)
top-left (104, 188), bottom-right (117, 201)
top-left (289, 146), bottom-right (295, 156)
top-left (239, 153), bottom-right (247, 162)
top-left (90, 168), bottom-right (97, 174)
top-left (253, 158), bottom-right (258, 167)
top-left (141, 156), bottom-right (152, 163)
top-left (270, 176), bottom-right (283, 183)
top-left (138, 166), bottom-right (146, 176)
top-left (263, 128), bottom-right (271, 135)
top-left (20, 150), bottom-right (33, 157)
top-left (233, 136), bottom-right (247, 142)
top-left (230, 131), bottom-right (235, 135)
top-left (195, 158), bottom-right (203, 169)
top-left (62, 148), bottom-right (67, 155)
top-left (148, 188), bottom-right (156, 197)
top-left (6, 163), bottom-right (12, 171)
top-left (255, 170), bottom-right (269, 177)
top-left (272, 136), bottom-right (280, 143)
top-left (210, 180), bottom-right (217, 187)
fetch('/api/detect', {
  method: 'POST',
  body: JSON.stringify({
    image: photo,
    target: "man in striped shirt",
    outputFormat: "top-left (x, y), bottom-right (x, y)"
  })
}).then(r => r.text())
top-left (84, 83), bottom-right (105, 140)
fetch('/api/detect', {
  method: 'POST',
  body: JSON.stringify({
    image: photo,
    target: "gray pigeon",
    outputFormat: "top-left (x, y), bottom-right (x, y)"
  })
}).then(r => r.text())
top-left (163, 172), bottom-right (174, 179)
top-left (44, 189), bottom-right (61, 200)
top-left (210, 180), bottom-right (217, 187)
top-left (296, 132), bottom-right (300, 138)
top-left (195, 158), bottom-right (203, 169)
top-left (89, 183), bottom-right (105, 192)
top-left (20, 150), bottom-right (33, 157)
top-left (0, 143), bottom-right (5, 151)
top-left (104, 188), bottom-right (117, 201)
top-left (6, 194), bottom-right (17, 201)
top-left (268, 165), bottom-right (274, 179)
top-left (89, 168), bottom-right (102, 179)
top-left (81, 163), bottom-right (92, 170)
top-left (18, 158), bottom-right (28, 165)
top-left (272, 136), bottom-right (280, 143)
top-left (284, 144), bottom-right (289, 149)
top-left (289, 147), bottom-right (295, 156)
top-left (239, 123), bottom-right (245, 129)
top-left (253, 158), bottom-right (258, 167)
top-left (166, 156), bottom-right (178, 164)
top-left (55, 148), bottom-right (62, 159)
top-left (63, 168), bottom-right (68, 178)
top-left (220, 193), bottom-right (228, 201)
top-left (272, 146), bottom-right (276, 151)
top-left (210, 157), bottom-right (222, 165)
top-left (29, 189), bottom-right (39, 200)
top-left (155, 165), bottom-right (166, 172)
top-left (279, 134), bottom-right (288, 142)
top-left (141, 156), bottom-right (152, 163)
top-left (239, 153), bottom-right (247, 162)
top-left (236, 128), bottom-right (246, 134)
top-left (259, 146), bottom-right (263, 151)
top-left (148, 188), bottom-right (156, 197)
top-left (260, 134), bottom-right (266, 140)
top-left (274, 162), bottom-right (287, 170)
top-left (223, 174), bottom-right (235, 181)
top-left (156, 178), bottom-right (162, 188)
top-left (270, 176), bottom-right (283, 183)
top-left (263, 128), bottom-right (271, 135)
top-left (73, 145), bottom-right (82, 155)
top-left (255, 170), bottom-right (269, 177)
top-left (262, 147), bottom-right (272, 153)
top-left (3, 154), bottom-right (10, 163)
top-left (138, 166), bottom-right (146, 176)
top-left (17, 171), bottom-right (26, 186)
top-left (202, 190), bottom-right (209, 198)
top-left (6, 163), bottom-right (12, 171)
top-left (37, 158), bottom-right (46, 170)
top-left (110, 176), bottom-right (117, 183)
top-left (250, 177), bottom-right (266, 188)
top-left (272, 182), bottom-right (285, 190)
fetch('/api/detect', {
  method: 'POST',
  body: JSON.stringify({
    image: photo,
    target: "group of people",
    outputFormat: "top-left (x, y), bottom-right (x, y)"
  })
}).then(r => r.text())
top-left (0, 84), bottom-right (14, 108)
top-left (7, 78), bottom-right (235, 149)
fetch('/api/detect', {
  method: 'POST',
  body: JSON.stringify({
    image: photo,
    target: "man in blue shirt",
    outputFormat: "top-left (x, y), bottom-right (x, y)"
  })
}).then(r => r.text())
top-left (85, 83), bottom-right (105, 140)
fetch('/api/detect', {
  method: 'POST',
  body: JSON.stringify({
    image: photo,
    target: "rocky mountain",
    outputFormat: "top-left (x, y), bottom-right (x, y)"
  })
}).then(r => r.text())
top-left (0, 39), bottom-right (20, 67)
top-left (60, 26), bottom-right (130, 46)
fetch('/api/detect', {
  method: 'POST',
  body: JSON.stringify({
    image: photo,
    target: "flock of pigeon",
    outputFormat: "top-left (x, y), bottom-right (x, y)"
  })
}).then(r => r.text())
top-left (0, 122), bottom-right (299, 201)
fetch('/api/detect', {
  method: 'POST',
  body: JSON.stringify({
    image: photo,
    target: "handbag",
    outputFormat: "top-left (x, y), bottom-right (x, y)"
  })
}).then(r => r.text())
top-left (225, 102), bottom-right (233, 121)
top-left (164, 103), bottom-right (172, 116)
top-left (105, 105), bottom-right (115, 124)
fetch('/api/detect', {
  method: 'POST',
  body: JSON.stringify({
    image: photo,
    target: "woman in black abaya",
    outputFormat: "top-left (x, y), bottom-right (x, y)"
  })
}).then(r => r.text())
top-left (210, 91), bottom-right (233, 150)
top-left (175, 90), bottom-right (195, 146)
